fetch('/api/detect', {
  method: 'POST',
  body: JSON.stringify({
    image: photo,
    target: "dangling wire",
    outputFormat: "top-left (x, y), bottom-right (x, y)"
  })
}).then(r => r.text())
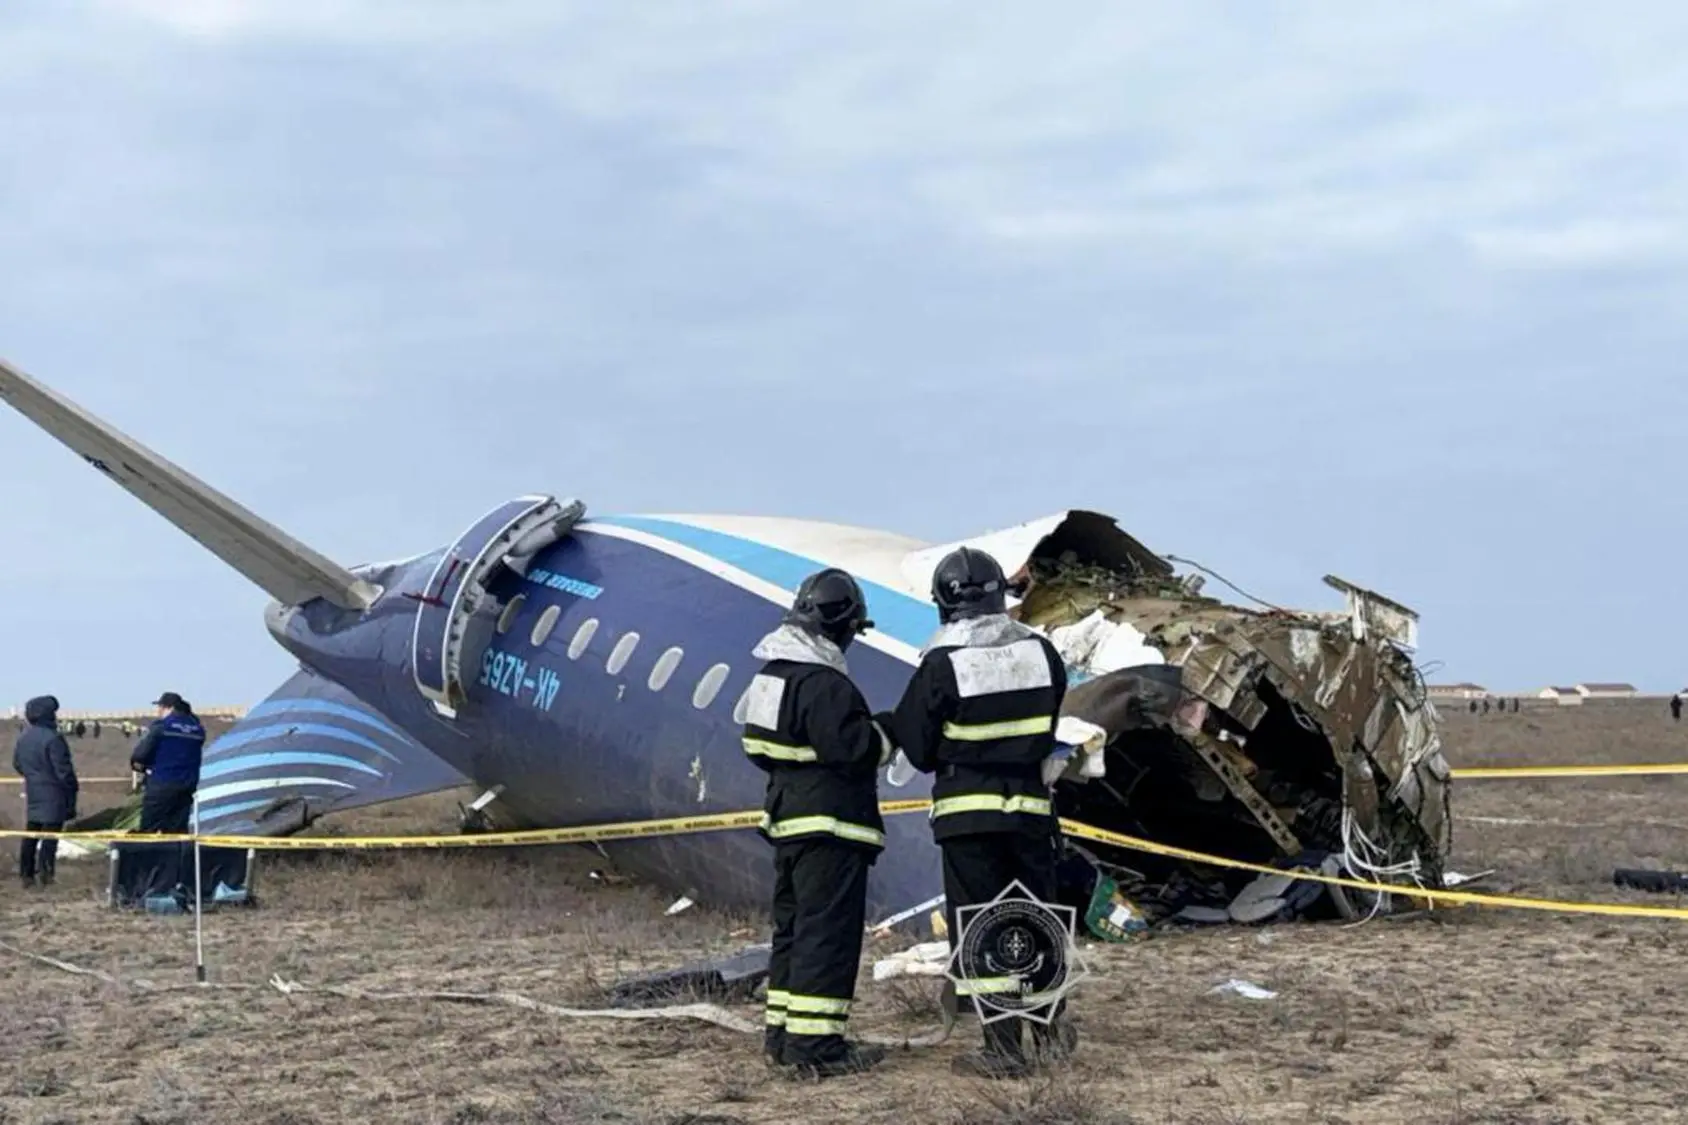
top-left (1163, 555), bottom-right (1287, 613)
top-left (1338, 807), bottom-right (1428, 927)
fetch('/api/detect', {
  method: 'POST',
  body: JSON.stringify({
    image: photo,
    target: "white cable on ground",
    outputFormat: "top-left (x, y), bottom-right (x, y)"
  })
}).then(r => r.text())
top-left (1338, 808), bottom-right (1431, 925)
top-left (0, 937), bottom-right (952, 1049)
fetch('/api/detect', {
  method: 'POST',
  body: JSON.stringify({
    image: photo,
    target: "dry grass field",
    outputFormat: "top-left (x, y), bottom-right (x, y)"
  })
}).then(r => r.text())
top-left (5, 701), bottom-right (1688, 1124)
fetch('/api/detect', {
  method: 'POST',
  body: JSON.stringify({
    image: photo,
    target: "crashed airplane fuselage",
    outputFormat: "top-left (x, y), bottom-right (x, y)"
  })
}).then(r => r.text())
top-left (0, 359), bottom-right (1453, 936)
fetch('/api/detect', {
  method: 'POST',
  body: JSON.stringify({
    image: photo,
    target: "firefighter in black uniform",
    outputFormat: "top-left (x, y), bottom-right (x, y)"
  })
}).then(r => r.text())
top-left (743, 567), bottom-right (895, 1078)
top-left (880, 545), bottom-right (1077, 1078)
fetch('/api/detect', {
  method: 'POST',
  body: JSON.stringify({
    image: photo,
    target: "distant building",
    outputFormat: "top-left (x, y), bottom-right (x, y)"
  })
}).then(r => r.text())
top-left (1427, 683), bottom-right (1489, 700)
top-left (1537, 686), bottom-right (1585, 706)
top-left (1574, 683), bottom-right (1638, 700)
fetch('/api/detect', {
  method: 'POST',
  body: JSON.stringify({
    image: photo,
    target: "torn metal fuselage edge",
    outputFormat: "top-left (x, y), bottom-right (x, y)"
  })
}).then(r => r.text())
top-left (1006, 512), bottom-right (1453, 916)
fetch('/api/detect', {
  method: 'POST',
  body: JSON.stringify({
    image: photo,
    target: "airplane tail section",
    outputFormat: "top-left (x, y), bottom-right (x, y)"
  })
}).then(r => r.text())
top-left (0, 356), bottom-right (378, 611)
top-left (193, 665), bottom-right (470, 836)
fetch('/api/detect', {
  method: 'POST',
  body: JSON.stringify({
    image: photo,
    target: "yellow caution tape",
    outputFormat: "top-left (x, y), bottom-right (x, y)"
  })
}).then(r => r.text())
top-left (0, 800), bottom-right (938, 849)
top-left (1451, 763), bottom-right (1688, 780)
top-left (1054, 818), bottom-right (1688, 921)
top-left (5, 795), bottom-right (1688, 921)
top-left (0, 813), bottom-right (763, 850)
top-left (11, 762), bottom-right (1685, 791)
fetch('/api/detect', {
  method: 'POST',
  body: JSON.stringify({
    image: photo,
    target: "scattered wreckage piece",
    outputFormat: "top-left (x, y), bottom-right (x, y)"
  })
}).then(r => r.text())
top-left (609, 944), bottom-right (772, 1008)
top-left (992, 513), bottom-right (1454, 931)
top-left (1613, 868), bottom-right (1688, 895)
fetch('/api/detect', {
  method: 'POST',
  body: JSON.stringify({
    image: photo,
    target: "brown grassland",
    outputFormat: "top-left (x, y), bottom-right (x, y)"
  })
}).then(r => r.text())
top-left (5, 700), bottom-right (1688, 1124)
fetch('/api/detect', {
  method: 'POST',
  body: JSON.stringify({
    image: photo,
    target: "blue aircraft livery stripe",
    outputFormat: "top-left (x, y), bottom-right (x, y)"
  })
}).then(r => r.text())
top-left (199, 750), bottom-right (385, 782)
top-left (194, 775), bottom-right (357, 806)
top-left (195, 797), bottom-right (274, 824)
top-left (590, 515), bottom-right (937, 652)
top-left (242, 698), bottom-right (409, 743)
top-left (205, 722), bottom-right (401, 764)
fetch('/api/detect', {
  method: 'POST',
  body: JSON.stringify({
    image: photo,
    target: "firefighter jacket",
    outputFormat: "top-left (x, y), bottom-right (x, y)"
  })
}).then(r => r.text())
top-left (881, 614), bottom-right (1067, 841)
top-left (741, 624), bottom-right (893, 853)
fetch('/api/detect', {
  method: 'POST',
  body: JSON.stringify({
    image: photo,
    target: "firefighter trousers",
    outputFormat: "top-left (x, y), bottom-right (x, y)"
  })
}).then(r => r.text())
top-left (765, 838), bottom-right (872, 1065)
top-left (941, 829), bottom-right (1069, 1060)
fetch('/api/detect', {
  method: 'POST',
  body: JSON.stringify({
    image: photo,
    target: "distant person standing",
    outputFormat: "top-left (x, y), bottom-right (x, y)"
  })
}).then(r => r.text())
top-left (12, 695), bottom-right (77, 888)
top-left (1672, 694), bottom-right (1682, 723)
top-left (130, 692), bottom-right (206, 833)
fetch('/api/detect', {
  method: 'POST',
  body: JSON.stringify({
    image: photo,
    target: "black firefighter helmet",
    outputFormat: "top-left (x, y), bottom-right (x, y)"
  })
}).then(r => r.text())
top-left (931, 546), bottom-right (1010, 624)
top-left (784, 567), bottom-right (874, 650)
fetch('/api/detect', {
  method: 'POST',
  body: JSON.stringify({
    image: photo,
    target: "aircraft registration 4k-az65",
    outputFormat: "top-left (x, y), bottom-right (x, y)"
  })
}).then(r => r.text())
top-left (0, 356), bottom-right (1455, 936)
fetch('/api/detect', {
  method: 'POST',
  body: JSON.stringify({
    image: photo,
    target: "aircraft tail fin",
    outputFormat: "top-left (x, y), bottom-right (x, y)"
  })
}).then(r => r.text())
top-left (0, 356), bottom-right (378, 610)
top-left (194, 664), bottom-right (470, 836)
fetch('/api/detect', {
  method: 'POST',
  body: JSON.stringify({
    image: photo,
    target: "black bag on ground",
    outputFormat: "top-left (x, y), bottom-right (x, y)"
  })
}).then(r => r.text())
top-left (108, 841), bottom-right (257, 909)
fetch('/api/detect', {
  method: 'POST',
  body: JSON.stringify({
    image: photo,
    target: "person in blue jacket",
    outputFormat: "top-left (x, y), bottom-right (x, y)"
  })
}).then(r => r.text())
top-left (130, 692), bottom-right (206, 833)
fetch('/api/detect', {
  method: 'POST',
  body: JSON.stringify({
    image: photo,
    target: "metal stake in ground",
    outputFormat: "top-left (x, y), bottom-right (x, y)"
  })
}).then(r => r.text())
top-left (192, 796), bottom-right (206, 985)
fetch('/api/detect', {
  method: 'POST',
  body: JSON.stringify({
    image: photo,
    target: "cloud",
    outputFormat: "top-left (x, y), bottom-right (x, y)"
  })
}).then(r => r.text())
top-left (49, 0), bottom-right (1688, 276)
top-left (1, 0), bottom-right (1686, 704)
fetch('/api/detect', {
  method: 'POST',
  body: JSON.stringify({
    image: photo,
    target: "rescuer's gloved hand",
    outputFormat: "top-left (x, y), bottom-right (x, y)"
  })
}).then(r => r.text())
top-left (871, 719), bottom-right (895, 767)
top-left (1041, 745), bottom-right (1075, 788)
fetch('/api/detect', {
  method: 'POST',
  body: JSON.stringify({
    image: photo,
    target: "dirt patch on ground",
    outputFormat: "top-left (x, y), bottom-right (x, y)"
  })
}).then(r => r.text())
top-left (4, 703), bottom-right (1688, 1123)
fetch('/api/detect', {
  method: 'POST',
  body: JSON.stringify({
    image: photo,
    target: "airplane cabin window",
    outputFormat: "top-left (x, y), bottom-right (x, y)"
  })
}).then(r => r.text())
top-left (607, 631), bottom-right (640, 675)
top-left (693, 662), bottom-right (731, 709)
top-left (731, 683), bottom-right (752, 724)
top-left (496, 594), bottom-right (526, 635)
top-left (530, 604), bottom-right (561, 648)
top-left (649, 646), bottom-right (684, 691)
top-left (568, 618), bottom-right (598, 660)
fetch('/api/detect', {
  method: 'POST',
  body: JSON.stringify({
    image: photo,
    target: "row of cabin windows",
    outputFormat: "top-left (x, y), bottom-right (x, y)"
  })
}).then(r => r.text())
top-left (496, 592), bottom-right (745, 715)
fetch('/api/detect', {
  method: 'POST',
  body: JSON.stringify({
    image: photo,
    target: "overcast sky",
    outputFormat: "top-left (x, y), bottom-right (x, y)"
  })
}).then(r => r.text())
top-left (2, 1), bottom-right (1684, 709)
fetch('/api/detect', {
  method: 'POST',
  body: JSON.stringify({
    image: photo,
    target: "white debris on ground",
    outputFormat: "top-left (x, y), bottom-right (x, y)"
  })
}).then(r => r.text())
top-left (1211, 979), bottom-right (1277, 1000)
top-left (871, 941), bottom-right (950, 982)
top-left (52, 840), bottom-right (99, 862)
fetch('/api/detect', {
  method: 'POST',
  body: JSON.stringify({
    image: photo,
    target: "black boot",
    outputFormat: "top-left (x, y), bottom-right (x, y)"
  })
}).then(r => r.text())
top-left (950, 1048), bottom-right (1033, 1080)
top-left (786, 1042), bottom-right (887, 1080)
top-left (764, 1028), bottom-right (789, 1070)
top-left (1030, 1018), bottom-right (1078, 1065)
top-left (952, 1019), bottom-right (1031, 1079)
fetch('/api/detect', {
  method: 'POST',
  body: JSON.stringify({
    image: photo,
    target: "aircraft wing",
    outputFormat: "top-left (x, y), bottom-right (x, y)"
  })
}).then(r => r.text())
top-left (193, 666), bottom-right (470, 835)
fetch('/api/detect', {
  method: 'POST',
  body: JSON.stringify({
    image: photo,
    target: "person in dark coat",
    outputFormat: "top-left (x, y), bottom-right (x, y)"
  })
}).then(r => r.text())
top-left (12, 695), bottom-right (78, 888)
top-left (131, 692), bottom-right (206, 833)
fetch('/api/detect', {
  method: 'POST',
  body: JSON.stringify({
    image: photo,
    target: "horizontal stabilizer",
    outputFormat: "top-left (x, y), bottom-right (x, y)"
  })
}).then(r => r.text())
top-left (0, 356), bottom-right (378, 610)
top-left (194, 666), bottom-right (469, 835)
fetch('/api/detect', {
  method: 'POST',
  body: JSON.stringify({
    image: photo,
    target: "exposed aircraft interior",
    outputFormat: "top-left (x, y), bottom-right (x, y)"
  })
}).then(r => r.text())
top-left (1001, 518), bottom-right (1450, 930)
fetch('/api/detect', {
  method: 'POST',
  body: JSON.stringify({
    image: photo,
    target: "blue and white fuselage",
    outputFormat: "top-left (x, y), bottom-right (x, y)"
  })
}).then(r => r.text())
top-left (0, 358), bottom-right (1142, 931)
top-left (1, 357), bottom-right (1457, 935)
top-left (253, 511), bottom-right (960, 925)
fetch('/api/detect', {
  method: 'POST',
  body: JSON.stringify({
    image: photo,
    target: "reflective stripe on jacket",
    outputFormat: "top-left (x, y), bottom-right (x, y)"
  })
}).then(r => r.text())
top-left (741, 658), bottom-right (889, 852)
top-left (882, 622), bottom-right (1067, 840)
